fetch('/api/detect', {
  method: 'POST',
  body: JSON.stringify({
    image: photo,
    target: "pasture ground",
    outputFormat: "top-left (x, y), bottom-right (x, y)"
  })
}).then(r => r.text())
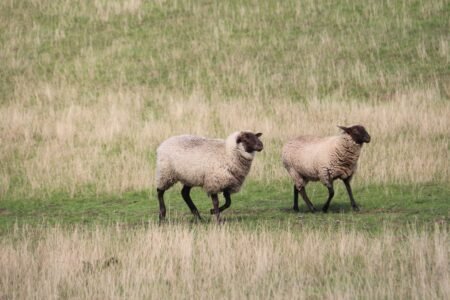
top-left (0, 0), bottom-right (449, 298)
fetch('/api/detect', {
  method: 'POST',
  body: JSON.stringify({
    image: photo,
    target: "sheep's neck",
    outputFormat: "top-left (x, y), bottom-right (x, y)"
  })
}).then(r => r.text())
top-left (331, 135), bottom-right (362, 178)
top-left (227, 151), bottom-right (253, 183)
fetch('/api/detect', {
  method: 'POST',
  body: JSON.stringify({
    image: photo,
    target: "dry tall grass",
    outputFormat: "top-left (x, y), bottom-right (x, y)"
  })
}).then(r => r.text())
top-left (0, 224), bottom-right (448, 299)
top-left (1, 85), bottom-right (448, 198)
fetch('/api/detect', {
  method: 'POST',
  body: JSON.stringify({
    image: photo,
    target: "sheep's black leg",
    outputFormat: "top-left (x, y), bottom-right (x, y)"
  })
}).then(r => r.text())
top-left (211, 193), bottom-right (221, 223)
top-left (157, 188), bottom-right (166, 222)
top-left (299, 187), bottom-right (317, 213)
top-left (181, 185), bottom-right (202, 220)
top-left (293, 186), bottom-right (299, 212)
top-left (210, 190), bottom-right (231, 214)
top-left (322, 185), bottom-right (335, 213)
top-left (343, 178), bottom-right (360, 211)
top-left (221, 190), bottom-right (232, 212)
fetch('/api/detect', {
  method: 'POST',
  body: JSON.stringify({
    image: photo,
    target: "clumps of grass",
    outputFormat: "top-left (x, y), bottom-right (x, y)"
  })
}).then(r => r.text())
top-left (82, 256), bottom-right (120, 274)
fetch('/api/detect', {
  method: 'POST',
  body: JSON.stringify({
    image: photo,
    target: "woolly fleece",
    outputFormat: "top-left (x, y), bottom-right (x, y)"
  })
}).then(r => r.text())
top-left (156, 132), bottom-right (257, 194)
top-left (282, 133), bottom-right (363, 188)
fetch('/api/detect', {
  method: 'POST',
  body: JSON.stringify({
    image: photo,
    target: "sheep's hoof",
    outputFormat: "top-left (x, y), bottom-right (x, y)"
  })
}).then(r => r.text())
top-left (293, 206), bottom-right (299, 212)
top-left (192, 210), bottom-right (203, 221)
top-left (352, 205), bottom-right (360, 212)
top-left (210, 208), bottom-right (220, 215)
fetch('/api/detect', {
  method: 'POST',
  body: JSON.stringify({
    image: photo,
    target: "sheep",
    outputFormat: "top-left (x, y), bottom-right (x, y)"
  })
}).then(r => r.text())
top-left (282, 125), bottom-right (371, 213)
top-left (156, 131), bottom-right (263, 222)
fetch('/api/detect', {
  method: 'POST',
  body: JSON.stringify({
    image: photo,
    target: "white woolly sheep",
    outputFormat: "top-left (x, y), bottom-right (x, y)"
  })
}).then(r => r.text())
top-left (156, 131), bottom-right (263, 222)
top-left (282, 125), bottom-right (371, 213)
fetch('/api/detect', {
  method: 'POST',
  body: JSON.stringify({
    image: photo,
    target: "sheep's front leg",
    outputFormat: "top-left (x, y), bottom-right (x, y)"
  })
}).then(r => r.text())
top-left (343, 178), bottom-right (360, 211)
top-left (210, 190), bottom-right (231, 214)
top-left (299, 187), bottom-right (317, 213)
top-left (181, 185), bottom-right (203, 221)
top-left (321, 184), bottom-right (335, 213)
top-left (211, 193), bottom-right (221, 223)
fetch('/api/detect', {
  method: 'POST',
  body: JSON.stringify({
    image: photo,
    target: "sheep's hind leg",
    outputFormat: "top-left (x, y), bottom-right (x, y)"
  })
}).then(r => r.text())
top-left (181, 185), bottom-right (203, 221)
top-left (299, 187), bottom-right (317, 213)
top-left (210, 189), bottom-right (231, 214)
top-left (211, 194), bottom-right (222, 223)
top-left (290, 170), bottom-right (313, 212)
top-left (343, 178), bottom-right (360, 211)
top-left (157, 188), bottom-right (166, 222)
top-left (321, 184), bottom-right (335, 213)
top-left (293, 185), bottom-right (300, 211)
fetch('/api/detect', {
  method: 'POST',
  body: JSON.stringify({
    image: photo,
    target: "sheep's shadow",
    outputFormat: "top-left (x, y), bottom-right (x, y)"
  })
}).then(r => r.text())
top-left (281, 202), bottom-right (359, 214)
top-left (323, 202), bottom-right (359, 213)
top-left (156, 201), bottom-right (361, 224)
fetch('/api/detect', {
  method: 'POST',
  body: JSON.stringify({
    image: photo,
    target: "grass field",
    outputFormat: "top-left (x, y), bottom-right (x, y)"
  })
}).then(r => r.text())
top-left (0, 0), bottom-right (449, 298)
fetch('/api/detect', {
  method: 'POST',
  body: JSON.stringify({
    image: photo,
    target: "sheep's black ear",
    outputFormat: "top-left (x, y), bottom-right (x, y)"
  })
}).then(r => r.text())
top-left (337, 125), bottom-right (348, 132)
top-left (255, 132), bottom-right (262, 137)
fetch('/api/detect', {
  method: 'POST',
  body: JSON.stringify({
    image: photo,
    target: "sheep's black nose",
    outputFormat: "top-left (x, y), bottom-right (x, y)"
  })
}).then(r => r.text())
top-left (256, 143), bottom-right (264, 151)
top-left (365, 135), bottom-right (371, 143)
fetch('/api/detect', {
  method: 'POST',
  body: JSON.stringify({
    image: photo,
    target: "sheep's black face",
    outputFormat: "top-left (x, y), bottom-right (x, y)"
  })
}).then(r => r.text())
top-left (339, 125), bottom-right (371, 144)
top-left (237, 132), bottom-right (264, 153)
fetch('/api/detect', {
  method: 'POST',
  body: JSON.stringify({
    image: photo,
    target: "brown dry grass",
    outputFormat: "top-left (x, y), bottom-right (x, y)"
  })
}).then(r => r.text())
top-left (1, 84), bottom-right (448, 198)
top-left (0, 224), bottom-right (448, 299)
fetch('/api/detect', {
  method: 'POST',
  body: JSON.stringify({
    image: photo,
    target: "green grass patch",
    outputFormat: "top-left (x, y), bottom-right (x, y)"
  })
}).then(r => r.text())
top-left (1, 183), bottom-right (448, 234)
top-left (1, 0), bottom-right (449, 102)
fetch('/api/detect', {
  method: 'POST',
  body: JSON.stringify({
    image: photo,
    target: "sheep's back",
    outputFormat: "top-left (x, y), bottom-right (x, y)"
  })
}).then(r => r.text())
top-left (156, 135), bottom-right (227, 187)
top-left (282, 135), bottom-right (335, 179)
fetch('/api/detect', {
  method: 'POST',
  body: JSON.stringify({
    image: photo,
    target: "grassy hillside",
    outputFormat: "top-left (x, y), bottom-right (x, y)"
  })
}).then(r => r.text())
top-left (0, 0), bottom-right (448, 227)
top-left (1, 0), bottom-right (449, 100)
top-left (0, 1), bottom-right (449, 297)
top-left (0, 0), bottom-right (448, 200)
